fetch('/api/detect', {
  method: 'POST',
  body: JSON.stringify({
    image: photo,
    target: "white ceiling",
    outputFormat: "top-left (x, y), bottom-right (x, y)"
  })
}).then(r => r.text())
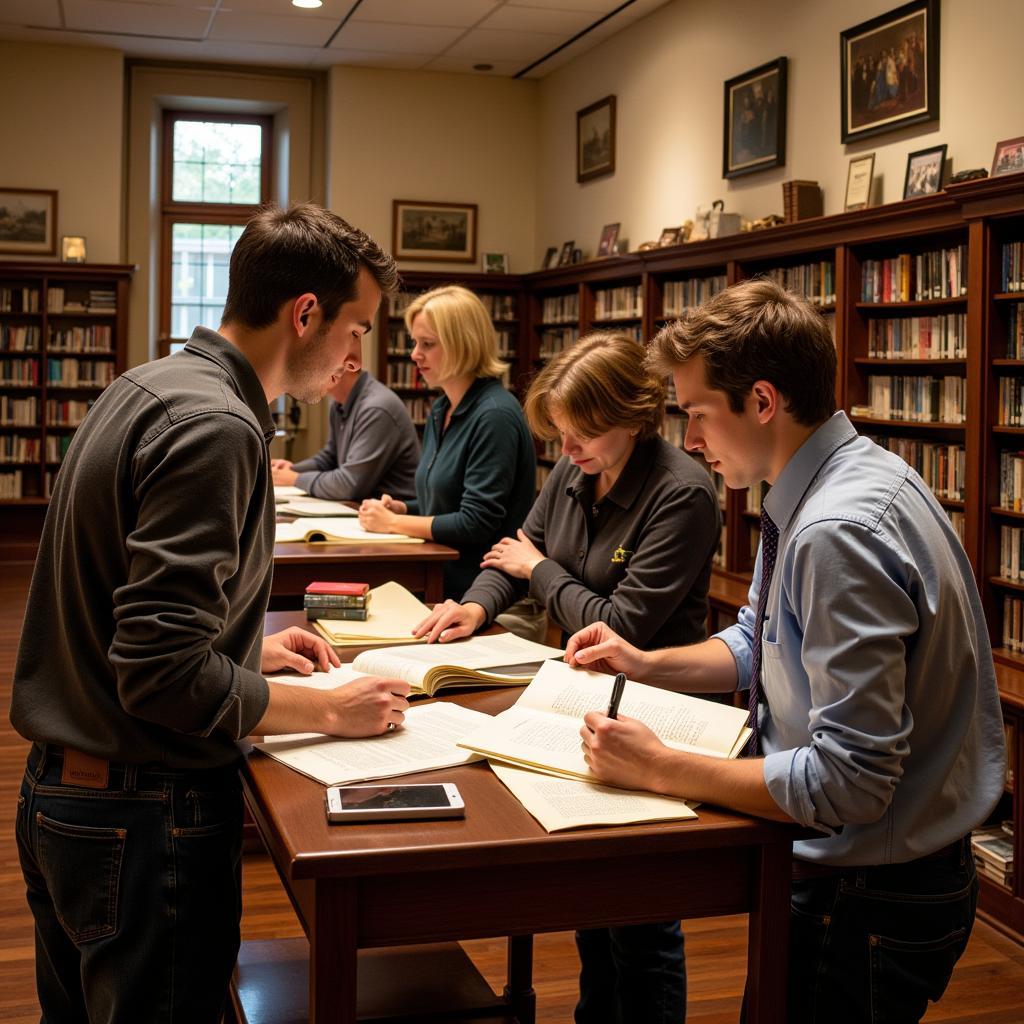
top-left (0, 0), bottom-right (672, 77)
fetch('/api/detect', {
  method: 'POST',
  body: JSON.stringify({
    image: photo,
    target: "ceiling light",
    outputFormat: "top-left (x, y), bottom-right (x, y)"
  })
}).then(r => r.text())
top-left (292, 0), bottom-right (323, 8)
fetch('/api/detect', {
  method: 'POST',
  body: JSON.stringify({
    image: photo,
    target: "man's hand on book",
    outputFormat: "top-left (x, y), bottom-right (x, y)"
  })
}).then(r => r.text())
top-left (580, 712), bottom-right (671, 793)
top-left (414, 600), bottom-right (487, 643)
top-left (565, 622), bottom-right (648, 680)
top-left (262, 627), bottom-right (342, 674)
top-left (326, 676), bottom-right (412, 737)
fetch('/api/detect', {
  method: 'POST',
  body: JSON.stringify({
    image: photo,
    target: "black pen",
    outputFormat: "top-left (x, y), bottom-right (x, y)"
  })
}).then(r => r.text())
top-left (606, 672), bottom-right (626, 720)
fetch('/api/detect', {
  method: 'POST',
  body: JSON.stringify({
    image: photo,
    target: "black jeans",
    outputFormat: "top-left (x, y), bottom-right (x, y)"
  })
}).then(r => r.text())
top-left (16, 743), bottom-right (244, 1024)
top-left (574, 920), bottom-right (686, 1024)
top-left (785, 842), bottom-right (977, 1024)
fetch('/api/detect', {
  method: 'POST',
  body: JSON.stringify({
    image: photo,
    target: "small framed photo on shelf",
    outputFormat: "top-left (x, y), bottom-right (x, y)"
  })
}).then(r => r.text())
top-left (558, 241), bottom-right (575, 267)
top-left (577, 95), bottom-right (616, 184)
top-left (723, 57), bottom-right (787, 178)
top-left (541, 246), bottom-right (559, 270)
top-left (991, 136), bottom-right (1024, 178)
top-left (903, 144), bottom-right (946, 198)
top-left (597, 222), bottom-right (620, 258)
top-left (392, 200), bottom-right (477, 263)
top-left (840, 0), bottom-right (939, 144)
top-left (845, 152), bottom-right (875, 211)
top-left (481, 251), bottom-right (508, 274)
top-left (658, 227), bottom-right (681, 247)
top-left (0, 187), bottom-right (57, 256)
top-left (61, 235), bottom-right (87, 263)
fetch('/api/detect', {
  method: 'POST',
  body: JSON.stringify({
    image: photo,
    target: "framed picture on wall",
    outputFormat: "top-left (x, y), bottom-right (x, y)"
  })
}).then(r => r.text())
top-left (392, 200), bottom-right (477, 263)
top-left (723, 57), bottom-right (787, 179)
top-left (577, 95), bottom-right (616, 184)
top-left (840, 0), bottom-right (939, 143)
top-left (0, 187), bottom-right (57, 256)
top-left (991, 136), bottom-right (1024, 178)
top-left (902, 143), bottom-right (946, 198)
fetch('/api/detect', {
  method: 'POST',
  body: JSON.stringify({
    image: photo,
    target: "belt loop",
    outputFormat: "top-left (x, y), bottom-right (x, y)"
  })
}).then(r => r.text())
top-left (33, 742), bottom-right (49, 780)
top-left (123, 764), bottom-right (138, 793)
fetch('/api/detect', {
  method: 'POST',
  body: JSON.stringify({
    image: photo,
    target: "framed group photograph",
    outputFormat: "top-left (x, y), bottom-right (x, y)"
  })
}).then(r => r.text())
top-left (0, 188), bottom-right (57, 256)
top-left (991, 136), bottom-right (1024, 178)
top-left (845, 153), bottom-right (876, 211)
top-left (558, 241), bottom-right (575, 267)
top-left (392, 200), bottom-right (477, 263)
top-left (840, 0), bottom-right (939, 144)
top-left (658, 227), bottom-right (682, 247)
top-left (723, 57), bottom-right (787, 179)
top-left (577, 95), bottom-right (616, 184)
top-left (597, 222), bottom-right (620, 258)
top-left (903, 143), bottom-right (946, 199)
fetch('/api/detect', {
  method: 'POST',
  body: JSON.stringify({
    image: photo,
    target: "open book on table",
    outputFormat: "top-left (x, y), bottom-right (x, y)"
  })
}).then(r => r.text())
top-left (310, 580), bottom-right (431, 646)
top-left (458, 659), bottom-right (751, 784)
top-left (273, 484), bottom-right (307, 502)
top-left (350, 632), bottom-right (565, 696)
top-left (275, 517), bottom-right (424, 545)
top-left (276, 497), bottom-right (359, 518)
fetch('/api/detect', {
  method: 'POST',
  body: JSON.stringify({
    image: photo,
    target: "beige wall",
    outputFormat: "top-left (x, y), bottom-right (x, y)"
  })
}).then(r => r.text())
top-left (0, 42), bottom-right (123, 264)
top-left (536, 0), bottom-right (1024, 262)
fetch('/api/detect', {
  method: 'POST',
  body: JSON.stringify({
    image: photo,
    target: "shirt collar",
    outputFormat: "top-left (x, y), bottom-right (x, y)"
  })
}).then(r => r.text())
top-left (564, 435), bottom-right (659, 511)
top-left (336, 370), bottom-right (368, 421)
top-left (763, 410), bottom-right (857, 532)
top-left (183, 326), bottom-right (275, 441)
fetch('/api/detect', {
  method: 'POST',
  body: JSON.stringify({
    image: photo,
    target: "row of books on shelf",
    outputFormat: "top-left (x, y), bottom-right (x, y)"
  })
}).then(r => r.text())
top-left (46, 359), bottom-right (115, 389)
top-left (860, 375), bottom-right (966, 424)
top-left (1002, 596), bottom-right (1024, 658)
top-left (869, 436), bottom-right (965, 501)
top-left (866, 314), bottom-right (967, 360)
top-left (1007, 306), bottom-right (1024, 360)
top-left (0, 287), bottom-right (39, 313)
top-left (0, 395), bottom-right (36, 426)
top-left (859, 246), bottom-right (967, 303)
top-left (996, 376), bottom-right (1024, 426)
top-left (47, 399), bottom-right (91, 427)
top-left (540, 293), bottom-right (579, 324)
top-left (972, 824), bottom-right (1013, 889)
top-left (399, 395), bottom-right (431, 427)
top-left (763, 262), bottom-right (835, 307)
top-left (390, 291), bottom-right (517, 321)
top-left (385, 362), bottom-right (424, 389)
top-left (593, 285), bottom-right (642, 320)
top-left (745, 480), bottom-right (766, 514)
top-left (49, 325), bottom-right (113, 353)
top-left (1002, 241), bottom-right (1024, 293)
top-left (0, 435), bottom-right (40, 463)
top-left (662, 275), bottom-right (727, 318)
top-left (46, 287), bottom-right (116, 314)
top-left (387, 326), bottom-right (516, 358)
top-left (0, 325), bottom-right (40, 352)
top-left (998, 525), bottom-right (1024, 582)
top-left (1, 358), bottom-right (38, 386)
top-left (0, 469), bottom-right (23, 498)
top-left (1000, 451), bottom-right (1024, 511)
top-left (538, 327), bottom-right (579, 359)
top-left (540, 438), bottom-right (560, 462)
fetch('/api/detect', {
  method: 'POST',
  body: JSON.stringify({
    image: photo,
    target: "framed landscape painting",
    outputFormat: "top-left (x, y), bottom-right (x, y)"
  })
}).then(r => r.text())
top-left (840, 0), bottom-right (939, 143)
top-left (723, 58), bottom-right (787, 178)
top-left (392, 200), bottom-right (477, 263)
top-left (577, 96), bottom-right (616, 184)
top-left (0, 188), bottom-right (57, 255)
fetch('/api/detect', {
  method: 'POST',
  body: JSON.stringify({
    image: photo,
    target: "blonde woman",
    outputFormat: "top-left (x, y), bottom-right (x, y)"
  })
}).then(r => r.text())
top-left (359, 285), bottom-right (535, 600)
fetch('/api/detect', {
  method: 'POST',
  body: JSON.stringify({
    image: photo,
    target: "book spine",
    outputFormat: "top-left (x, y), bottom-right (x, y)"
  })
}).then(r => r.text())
top-left (306, 607), bottom-right (369, 621)
top-left (303, 594), bottom-right (368, 607)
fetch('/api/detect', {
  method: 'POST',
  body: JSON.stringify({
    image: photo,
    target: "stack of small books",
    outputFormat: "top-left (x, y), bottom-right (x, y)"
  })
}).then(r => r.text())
top-left (782, 180), bottom-right (823, 223)
top-left (304, 581), bottom-right (370, 621)
top-left (971, 825), bottom-right (1014, 888)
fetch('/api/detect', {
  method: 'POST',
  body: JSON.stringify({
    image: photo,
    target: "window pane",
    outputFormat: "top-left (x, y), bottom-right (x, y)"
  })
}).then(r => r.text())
top-left (171, 120), bottom-right (263, 204)
top-left (170, 222), bottom-right (241, 335)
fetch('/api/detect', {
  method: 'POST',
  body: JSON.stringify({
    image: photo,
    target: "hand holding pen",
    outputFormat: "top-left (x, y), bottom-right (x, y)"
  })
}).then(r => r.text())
top-left (606, 672), bottom-right (626, 720)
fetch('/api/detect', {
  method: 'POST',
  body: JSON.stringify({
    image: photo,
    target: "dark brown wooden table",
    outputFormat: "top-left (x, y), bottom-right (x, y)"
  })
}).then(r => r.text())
top-left (240, 612), bottom-right (810, 1024)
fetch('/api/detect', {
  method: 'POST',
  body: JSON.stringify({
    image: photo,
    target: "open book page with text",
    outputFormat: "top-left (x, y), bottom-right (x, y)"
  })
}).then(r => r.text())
top-left (252, 702), bottom-right (489, 785)
top-left (350, 633), bottom-right (565, 695)
top-left (312, 581), bottom-right (432, 646)
top-left (275, 517), bottom-right (424, 544)
top-left (458, 660), bottom-right (751, 783)
top-left (276, 498), bottom-right (359, 517)
top-left (489, 762), bottom-right (697, 832)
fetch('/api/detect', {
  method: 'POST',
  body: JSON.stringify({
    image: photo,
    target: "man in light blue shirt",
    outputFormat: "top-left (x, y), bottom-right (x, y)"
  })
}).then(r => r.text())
top-left (567, 279), bottom-right (1005, 1023)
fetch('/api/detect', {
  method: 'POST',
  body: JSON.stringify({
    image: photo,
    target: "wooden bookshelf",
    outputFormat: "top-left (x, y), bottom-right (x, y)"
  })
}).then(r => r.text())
top-left (0, 261), bottom-right (132, 559)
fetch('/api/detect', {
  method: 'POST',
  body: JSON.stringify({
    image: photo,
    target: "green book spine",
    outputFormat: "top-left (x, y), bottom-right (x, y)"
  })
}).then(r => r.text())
top-left (306, 607), bottom-right (369, 621)
top-left (303, 594), bottom-right (369, 608)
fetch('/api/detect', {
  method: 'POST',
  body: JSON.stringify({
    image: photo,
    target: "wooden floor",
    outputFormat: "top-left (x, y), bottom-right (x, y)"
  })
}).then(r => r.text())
top-left (2, 560), bottom-right (1024, 1022)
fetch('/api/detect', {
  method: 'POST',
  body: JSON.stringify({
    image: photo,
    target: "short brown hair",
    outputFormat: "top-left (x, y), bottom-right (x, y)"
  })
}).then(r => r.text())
top-left (404, 285), bottom-right (506, 380)
top-left (221, 202), bottom-right (398, 330)
top-left (524, 332), bottom-right (665, 441)
top-left (647, 278), bottom-right (836, 426)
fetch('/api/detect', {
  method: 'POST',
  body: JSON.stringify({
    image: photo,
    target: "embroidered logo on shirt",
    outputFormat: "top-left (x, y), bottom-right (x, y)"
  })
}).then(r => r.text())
top-left (611, 545), bottom-right (632, 565)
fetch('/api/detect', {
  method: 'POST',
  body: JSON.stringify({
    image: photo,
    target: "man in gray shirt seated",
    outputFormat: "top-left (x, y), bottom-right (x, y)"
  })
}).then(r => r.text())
top-left (271, 368), bottom-right (419, 501)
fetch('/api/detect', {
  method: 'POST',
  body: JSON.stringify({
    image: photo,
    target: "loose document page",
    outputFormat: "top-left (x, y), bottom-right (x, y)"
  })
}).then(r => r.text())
top-left (311, 581), bottom-right (431, 647)
top-left (350, 633), bottom-right (565, 695)
top-left (276, 498), bottom-right (359, 517)
top-left (489, 762), bottom-right (697, 832)
top-left (253, 702), bottom-right (489, 786)
top-left (459, 660), bottom-right (751, 784)
top-left (275, 517), bottom-right (424, 544)
top-left (274, 485), bottom-right (307, 502)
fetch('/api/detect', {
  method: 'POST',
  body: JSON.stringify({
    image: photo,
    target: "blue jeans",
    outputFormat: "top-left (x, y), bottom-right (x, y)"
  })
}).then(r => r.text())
top-left (16, 743), bottom-right (244, 1024)
top-left (574, 920), bottom-right (686, 1024)
top-left (783, 842), bottom-right (977, 1024)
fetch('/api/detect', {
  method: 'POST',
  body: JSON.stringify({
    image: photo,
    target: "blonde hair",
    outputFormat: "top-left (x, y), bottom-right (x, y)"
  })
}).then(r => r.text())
top-left (404, 285), bottom-right (506, 380)
top-left (524, 332), bottom-right (665, 441)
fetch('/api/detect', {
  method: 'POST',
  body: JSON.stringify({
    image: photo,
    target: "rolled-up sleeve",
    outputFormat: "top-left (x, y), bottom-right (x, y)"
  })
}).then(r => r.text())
top-left (714, 564), bottom-right (759, 690)
top-left (109, 413), bottom-right (270, 739)
top-left (762, 520), bottom-right (917, 832)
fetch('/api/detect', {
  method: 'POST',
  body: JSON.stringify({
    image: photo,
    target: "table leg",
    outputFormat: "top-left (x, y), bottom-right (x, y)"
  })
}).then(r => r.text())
top-left (503, 934), bottom-right (536, 1024)
top-left (311, 879), bottom-right (358, 1024)
top-left (745, 843), bottom-right (792, 1024)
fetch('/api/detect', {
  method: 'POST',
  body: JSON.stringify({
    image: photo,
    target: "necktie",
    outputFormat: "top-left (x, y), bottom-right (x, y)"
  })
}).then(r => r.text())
top-left (746, 508), bottom-right (779, 756)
